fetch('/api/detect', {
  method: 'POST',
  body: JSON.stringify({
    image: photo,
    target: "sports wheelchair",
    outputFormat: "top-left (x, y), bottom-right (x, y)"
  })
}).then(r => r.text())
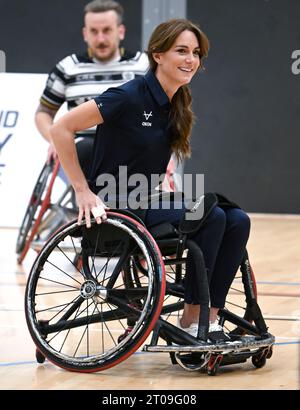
top-left (16, 159), bottom-right (76, 264)
top-left (25, 193), bottom-right (275, 376)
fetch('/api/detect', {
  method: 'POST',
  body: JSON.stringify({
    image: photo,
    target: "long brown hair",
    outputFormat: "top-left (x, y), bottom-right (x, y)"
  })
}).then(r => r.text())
top-left (147, 19), bottom-right (209, 161)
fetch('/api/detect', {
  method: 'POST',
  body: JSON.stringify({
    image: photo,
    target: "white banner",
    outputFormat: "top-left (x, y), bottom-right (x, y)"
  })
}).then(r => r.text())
top-left (0, 73), bottom-right (55, 227)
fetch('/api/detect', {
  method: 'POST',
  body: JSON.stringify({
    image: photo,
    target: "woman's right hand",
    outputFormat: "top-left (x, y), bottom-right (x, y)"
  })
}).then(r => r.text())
top-left (75, 187), bottom-right (109, 228)
top-left (47, 142), bottom-right (59, 164)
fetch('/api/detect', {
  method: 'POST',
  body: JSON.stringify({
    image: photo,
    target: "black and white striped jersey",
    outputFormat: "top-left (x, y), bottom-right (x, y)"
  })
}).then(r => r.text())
top-left (40, 50), bottom-right (149, 134)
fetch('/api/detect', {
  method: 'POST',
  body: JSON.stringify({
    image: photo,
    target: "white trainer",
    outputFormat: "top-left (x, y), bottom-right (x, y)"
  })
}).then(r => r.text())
top-left (177, 318), bottom-right (198, 338)
top-left (209, 320), bottom-right (223, 332)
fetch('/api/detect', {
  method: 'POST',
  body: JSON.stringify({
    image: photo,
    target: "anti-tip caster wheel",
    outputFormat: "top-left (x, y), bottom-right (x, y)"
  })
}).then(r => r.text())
top-left (206, 354), bottom-right (223, 376)
top-left (36, 349), bottom-right (46, 364)
top-left (266, 345), bottom-right (273, 359)
top-left (252, 353), bottom-right (267, 369)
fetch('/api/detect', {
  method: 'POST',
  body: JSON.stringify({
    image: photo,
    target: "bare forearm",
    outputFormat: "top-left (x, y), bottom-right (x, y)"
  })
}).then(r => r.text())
top-left (35, 105), bottom-right (58, 142)
top-left (50, 100), bottom-right (102, 193)
top-left (50, 100), bottom-right (106, 227)
top-left (50, 124), bottom-right (88, 192)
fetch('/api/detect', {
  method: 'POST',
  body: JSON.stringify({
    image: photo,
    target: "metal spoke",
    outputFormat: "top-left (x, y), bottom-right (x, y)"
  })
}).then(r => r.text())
top-left (57, 244), bottom-right (84, 278)
top-left (45, 259), bottom-right (82, 285)
top-left (58, 304), bottom-right (82, 353)
top-left (47, 299), bottom-right (94, 344)
top-left (73, 302), bottom-right (97, 357)
top-left (70, 236), bottom-right (80, 259)
top-left (226, 300), bottom-right (246, 310)
top-left (90, 227), bottom-right (101, 279)
top-left (38, 276), bottom-right (80, 290)
top-left (96, 239), bottom-right (126, 282)
top-left (107, 301), bottom-right (127, 331)
top-left (93, 302), bottom-right (117, 347)
top-left (35, 298), bottom-right (79, 314)
top-left (230, 287), bottom-right (245, 295)
top-left (36, 289), bottom-right (79, 296)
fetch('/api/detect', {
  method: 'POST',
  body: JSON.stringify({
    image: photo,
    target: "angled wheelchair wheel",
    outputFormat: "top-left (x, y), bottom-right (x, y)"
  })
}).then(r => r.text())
top-left (149, 244), bottom-right (262, 342)
top-left (16, 160), bottom-right (61, 263)
top-left (16, 161), bottom-right (53, 255)
top-left (25, 212), bottom-right (165, 373)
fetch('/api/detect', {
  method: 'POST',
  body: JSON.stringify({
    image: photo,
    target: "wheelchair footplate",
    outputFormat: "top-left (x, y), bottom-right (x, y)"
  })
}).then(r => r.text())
top-left (143, 323), bottom-right (275, 376)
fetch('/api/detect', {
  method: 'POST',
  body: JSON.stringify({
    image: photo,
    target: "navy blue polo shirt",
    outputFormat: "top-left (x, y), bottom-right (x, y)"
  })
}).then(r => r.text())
top-left (89, 70), bottom-right (172, 201)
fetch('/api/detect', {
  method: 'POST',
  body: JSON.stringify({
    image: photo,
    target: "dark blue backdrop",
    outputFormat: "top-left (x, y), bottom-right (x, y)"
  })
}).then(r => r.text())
top-left (186, 0), bottom-right (300, 213)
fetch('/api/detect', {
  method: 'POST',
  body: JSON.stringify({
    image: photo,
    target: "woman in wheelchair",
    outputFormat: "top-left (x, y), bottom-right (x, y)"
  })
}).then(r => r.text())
top-left (50, 18), bottom-right (250, 342)
top-left (25, 18), bottom-right (273, 374)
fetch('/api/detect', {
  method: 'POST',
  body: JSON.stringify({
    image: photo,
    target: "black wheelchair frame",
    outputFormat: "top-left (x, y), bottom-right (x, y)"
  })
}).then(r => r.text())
top-left (24, 210), bottom-right (275, 376)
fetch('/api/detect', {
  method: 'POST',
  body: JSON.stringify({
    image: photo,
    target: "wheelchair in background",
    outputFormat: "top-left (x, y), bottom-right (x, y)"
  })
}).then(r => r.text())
top-left (24, 194), bottom-right (275, 376)
top-left (16, 159), bottom-right (77, 264)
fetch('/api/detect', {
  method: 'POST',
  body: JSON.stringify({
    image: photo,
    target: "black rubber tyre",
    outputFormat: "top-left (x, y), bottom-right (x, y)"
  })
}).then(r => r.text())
top-left (252, 354), bottom-right (267, 369)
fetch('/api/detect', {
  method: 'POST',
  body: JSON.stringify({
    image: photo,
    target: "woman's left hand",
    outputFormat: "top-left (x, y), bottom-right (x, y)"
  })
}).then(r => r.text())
top-left (75, 187), bottom-right (109, 228)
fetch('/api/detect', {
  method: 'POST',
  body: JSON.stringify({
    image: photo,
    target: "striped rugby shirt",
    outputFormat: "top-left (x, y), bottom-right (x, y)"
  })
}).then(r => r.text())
top-left (40, 50), bottom-right (149, 135)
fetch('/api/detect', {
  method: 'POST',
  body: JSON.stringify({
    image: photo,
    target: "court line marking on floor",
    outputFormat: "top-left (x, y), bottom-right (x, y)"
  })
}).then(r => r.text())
top-left (275, 336), bottom-right (300, 340)
top-left (263, 315), bottom-right (300, 321)
top-left (234, 279), bottom-right (300, 286)
top-left (257, 292), bottom-right (300, 298)
top-left (1, 341), bottom-right (300, 368)
top-left (256, 281), bottom-right (300, 286)
top-left (0, 360), bottom-right (37, 367)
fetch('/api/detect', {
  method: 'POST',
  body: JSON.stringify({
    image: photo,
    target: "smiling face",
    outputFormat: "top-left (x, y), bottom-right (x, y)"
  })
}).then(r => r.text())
top-left (83, 10), bottom-right (125, 62)
top-left (153, 30), bottom-right (201, 94)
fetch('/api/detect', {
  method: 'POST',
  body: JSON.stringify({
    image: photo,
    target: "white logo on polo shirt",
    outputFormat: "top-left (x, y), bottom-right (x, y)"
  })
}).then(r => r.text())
top-left (142, 111), bottom-right (152, 127)
top-left (143, 111), bottom-right (152, 120)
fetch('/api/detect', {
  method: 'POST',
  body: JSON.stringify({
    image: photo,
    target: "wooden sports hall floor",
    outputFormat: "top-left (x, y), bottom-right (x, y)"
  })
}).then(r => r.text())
top-left (0, 214), bottom-right (299, 390)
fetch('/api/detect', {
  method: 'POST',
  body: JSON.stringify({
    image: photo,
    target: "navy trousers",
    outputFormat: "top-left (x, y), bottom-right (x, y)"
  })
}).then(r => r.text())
top-left (145, 204), bottom-right (250, 309)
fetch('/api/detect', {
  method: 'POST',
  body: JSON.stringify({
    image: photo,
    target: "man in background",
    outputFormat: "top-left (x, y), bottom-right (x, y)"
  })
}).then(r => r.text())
top-left (35, 0), bottom-right (148, 173)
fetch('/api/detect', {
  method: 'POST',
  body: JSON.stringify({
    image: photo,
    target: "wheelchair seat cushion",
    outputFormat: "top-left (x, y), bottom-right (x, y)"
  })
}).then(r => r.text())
top-left (148, 222), bottom-right (178, 240)
top-left (179, 192), bottom-right (241, 235)
top-left (179, 192), bottom-right (218, 235)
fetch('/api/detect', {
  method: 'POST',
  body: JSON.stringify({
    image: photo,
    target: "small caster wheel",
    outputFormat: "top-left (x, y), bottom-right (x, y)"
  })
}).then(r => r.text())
top-left (266, 346), bottom-right (273, 359)
top-left (206, 354), bottom-right (222, 376)
top-left (252, 354), bottom-right (266, 368)
top-left (207, 363), bottom-right (219, 376)
top-left (36, 349), bottom-right (46, 364)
